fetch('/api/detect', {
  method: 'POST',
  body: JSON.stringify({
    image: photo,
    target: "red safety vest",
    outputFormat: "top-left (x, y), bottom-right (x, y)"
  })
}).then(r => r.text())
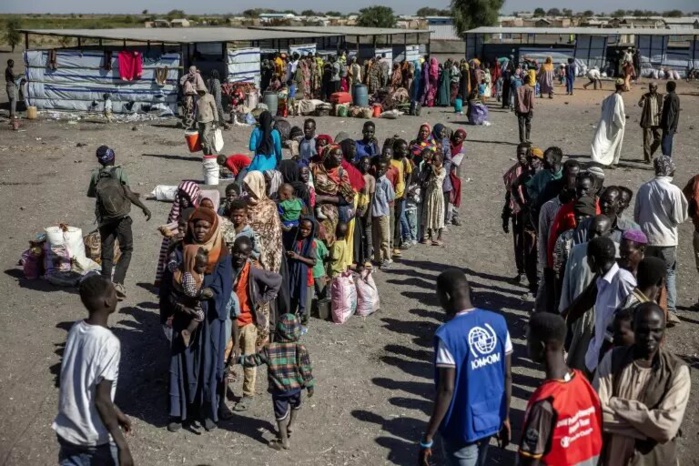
top-left (524, 370), bottom-right (603, 466)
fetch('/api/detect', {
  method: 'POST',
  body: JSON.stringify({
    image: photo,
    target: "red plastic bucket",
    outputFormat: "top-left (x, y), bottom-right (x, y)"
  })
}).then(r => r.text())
top-left (372, 104), bottom-right (382, 118)
top-left (185, 130), bottom-right (201, 152)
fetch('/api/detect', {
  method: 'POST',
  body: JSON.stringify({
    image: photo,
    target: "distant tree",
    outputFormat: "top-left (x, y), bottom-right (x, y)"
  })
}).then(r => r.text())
top-left (189, 15), bottom-right (200, 22)
top-left (546, 8), bottom-right (562, 16)
top-left (611, 9), bottom-right (626, 18)
top-left (662, 10), bottom-right (683, 17)
top-left (283, 10), bottom-right (297, 15)
top-left (451, 0), bottom-right (504, 35)
top-left (326, 11), bottom-right (343, 17)
top-left (417, 7), bottom-right (441, 16)
top-left (3, 19), bottom-right (21, 52)
top-left (582, 10), bottom-right (595, 17)
top-left (166, 9), bottom-right (186, 20)
top-left (357, 6), bottom-right (396, 27)
top-left (242, 9), bottom-right (260, 18)
top-left (561, 8), bottom-right (573, 17)
top-left (301, 10), bottom-right (317, 16)
top-left (142, 9), bottom-right (148, 15)
top-left (533, 7), bottom-right (546, 17)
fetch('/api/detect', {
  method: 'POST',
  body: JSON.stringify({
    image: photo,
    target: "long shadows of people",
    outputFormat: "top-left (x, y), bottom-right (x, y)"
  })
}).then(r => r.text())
top-left (4, 268), bottom-right (79, 294)
top-left (111, 303), bottom-right (171, 429)
top-left (141, 153), bottom-right (201, 162)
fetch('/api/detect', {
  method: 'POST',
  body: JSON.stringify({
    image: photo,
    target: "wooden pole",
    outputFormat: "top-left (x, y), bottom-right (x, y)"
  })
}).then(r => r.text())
top-left (25, 33), bottom-right (29, 50)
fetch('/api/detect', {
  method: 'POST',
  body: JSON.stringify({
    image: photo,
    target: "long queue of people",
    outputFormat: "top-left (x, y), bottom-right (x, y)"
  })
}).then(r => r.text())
top-left (50, 116), bottom-right (470, 463)
top-left (416, 148), bottom-right (695, 466)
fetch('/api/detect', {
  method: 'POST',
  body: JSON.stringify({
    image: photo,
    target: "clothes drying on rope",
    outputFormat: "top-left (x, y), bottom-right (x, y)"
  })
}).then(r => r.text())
top-left (118, 51), bottom-right (143, 81)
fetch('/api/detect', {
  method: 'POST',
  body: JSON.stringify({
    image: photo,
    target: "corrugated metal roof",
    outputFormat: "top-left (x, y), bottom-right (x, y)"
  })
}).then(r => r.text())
top-left (465, 27), bottom-right (699, 36)
top-left (249, 26), bottom-right (431, 37)
top-left (18, 27), bottom-right (343, 44)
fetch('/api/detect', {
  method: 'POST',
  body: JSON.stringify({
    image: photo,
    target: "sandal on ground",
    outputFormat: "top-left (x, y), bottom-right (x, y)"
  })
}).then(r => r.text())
top-left (432, 240), bottom-right (444, 246)
top-left (268, 439), bottom-right (289, 450)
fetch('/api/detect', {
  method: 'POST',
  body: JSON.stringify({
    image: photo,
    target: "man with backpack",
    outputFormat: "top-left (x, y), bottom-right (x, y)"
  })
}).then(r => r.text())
top-left (87, 146), bottom-right (151, 300)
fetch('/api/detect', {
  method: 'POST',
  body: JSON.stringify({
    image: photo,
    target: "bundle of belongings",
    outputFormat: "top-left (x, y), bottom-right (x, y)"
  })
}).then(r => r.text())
top-left (18, 224), bottom-right (104, 287)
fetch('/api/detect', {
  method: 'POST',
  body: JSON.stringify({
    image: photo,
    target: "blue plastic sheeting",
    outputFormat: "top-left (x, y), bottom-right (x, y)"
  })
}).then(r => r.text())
top-left (24, 49), bottom-right (180, 114)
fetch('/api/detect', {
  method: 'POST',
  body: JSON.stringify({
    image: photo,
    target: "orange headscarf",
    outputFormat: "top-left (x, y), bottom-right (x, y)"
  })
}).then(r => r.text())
top-left (186, 207), bottom-right (226, 273)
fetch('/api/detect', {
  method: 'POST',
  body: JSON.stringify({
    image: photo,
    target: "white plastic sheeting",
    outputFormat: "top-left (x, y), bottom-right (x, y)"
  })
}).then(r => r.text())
top-left (575, 35), bottom-right (608, 72)
top-left (519, 48), bottom-right (587, 76)
top-left (227, 47), bottom-right (260, 88)
top-left (635, 35), bottom-right (696, 77)
top-left (24, 50), bottom-right (180, 114)
top-left (289, 43), bottom-right (316, 57)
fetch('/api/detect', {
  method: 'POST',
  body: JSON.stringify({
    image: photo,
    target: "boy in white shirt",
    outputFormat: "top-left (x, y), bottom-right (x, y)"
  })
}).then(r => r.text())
top-left (52, 275), bottom-right (133, 466)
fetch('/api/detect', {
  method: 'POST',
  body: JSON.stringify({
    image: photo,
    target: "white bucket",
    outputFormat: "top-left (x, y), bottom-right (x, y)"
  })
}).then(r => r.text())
top-left (246, 91), bottom-right (259, 109)
top-left (202, 156), bottom-right (219, 186)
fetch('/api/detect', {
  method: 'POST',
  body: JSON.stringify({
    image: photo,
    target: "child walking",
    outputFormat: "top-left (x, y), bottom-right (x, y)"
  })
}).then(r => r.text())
top-left (52, 275), bottom-right (133, 465)
top-left (287, 217), bottom-right (316, 327)
top-left (238, 313), bottom-right (314, 450)
top-left (170, 245), bottom-right (212, 346)
top-left (371, 159), bottom-right (395, 270)
top-left (421, 153), bottom-right (446, 246)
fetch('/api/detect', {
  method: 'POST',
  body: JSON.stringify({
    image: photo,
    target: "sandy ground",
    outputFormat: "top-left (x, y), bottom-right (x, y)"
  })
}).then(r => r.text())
top-left (1, 51), bottom-right (699, 465)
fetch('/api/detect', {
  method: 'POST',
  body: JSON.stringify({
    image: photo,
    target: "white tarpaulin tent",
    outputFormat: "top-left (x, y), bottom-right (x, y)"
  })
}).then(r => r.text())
top-left (24, 49), bottom-right (180, 114)
top-left (227, 48), bottom-right (260, 88)
top-left (289, 43), bottom-right (317, 57)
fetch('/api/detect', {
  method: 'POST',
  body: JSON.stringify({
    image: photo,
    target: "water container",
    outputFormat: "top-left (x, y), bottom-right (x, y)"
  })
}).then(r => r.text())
top-left (26, 106), bottom-right (38, 120)
top-left (185, 130), bottom-right (201, 152)
top-left (202, 155), bottom-right (219, 185)
top-left (353, 84), bottom-right (369, 107)
top-left (246, 91), bottom-right (259, 109)
top-left (262, 91), bottom-right (278, 116)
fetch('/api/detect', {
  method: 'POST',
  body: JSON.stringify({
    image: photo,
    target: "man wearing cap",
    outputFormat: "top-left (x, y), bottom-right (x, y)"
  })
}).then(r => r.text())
top-left (634, 156), bottom-right (688, 324)
top-left (591, 79), bottom-right (627, 167)
top-left (638, 83), bottom-right (663, 164)
top-left (87, 146), bottom-right (151, 300)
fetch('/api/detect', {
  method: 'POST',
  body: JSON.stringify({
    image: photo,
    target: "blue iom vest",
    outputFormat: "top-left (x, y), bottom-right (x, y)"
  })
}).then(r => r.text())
top-left (434, 309), bottom-right (508, 444)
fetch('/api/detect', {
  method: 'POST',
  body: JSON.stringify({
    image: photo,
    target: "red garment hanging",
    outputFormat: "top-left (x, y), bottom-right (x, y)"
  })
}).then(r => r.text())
top-left (117, 51), bottom-right (143, 81)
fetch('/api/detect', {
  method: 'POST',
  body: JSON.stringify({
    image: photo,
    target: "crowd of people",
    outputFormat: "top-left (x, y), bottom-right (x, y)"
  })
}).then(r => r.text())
top-left (48, 61), bottom-right (699, 465)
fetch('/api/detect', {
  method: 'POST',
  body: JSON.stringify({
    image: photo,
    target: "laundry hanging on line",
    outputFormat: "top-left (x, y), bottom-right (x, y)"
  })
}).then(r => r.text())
top-left (117, 51), bottom-right (143, 81)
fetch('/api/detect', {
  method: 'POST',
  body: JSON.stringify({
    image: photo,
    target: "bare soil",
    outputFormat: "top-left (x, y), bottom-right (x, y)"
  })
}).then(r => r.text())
top-left (1, 53), bottom-right (698, 465)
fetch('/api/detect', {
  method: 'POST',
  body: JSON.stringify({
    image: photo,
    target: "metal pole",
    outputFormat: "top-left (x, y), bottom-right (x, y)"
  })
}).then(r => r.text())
top-left (25, 33), bottom-right (29, 50)
top-left (428, 32), bottom-right (431, 56)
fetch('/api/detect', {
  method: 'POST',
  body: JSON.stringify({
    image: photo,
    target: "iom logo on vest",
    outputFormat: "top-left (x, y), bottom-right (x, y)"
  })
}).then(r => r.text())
top-left (468, 324), bottom-right (500, 370)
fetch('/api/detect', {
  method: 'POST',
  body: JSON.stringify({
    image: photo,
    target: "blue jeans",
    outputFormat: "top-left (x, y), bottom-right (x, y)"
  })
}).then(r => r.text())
top-left (566, 76), bottom-right (575, 94)
top-left (441, 436), bottom-right (491, 466)
top-left (57, 435), bottom-right (118, 466)
top-left (404, 203), bottom-right (419, 242)
top-left (646, 246), bottom-right (677, 312)
top-left (661, 130), bottom-right (674, 156)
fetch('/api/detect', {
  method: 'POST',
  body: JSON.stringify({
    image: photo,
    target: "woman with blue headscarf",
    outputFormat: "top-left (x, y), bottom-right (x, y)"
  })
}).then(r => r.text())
top-left (410, 60), bottom-right (422, 115)
top-left (248, 111), bottom-right (282, 172)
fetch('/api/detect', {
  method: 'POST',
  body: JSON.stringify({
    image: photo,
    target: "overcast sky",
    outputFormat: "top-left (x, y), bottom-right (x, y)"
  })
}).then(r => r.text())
top-left (1, 0), bottom-right (696, 15)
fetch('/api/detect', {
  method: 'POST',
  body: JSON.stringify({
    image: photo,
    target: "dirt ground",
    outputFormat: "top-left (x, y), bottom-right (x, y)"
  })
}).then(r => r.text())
top-left (1, 53), bottom-right (699, 465)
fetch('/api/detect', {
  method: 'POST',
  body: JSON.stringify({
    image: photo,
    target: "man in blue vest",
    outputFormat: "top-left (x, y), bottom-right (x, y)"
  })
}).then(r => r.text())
top-left (419, 268), bottom-right (513, 466)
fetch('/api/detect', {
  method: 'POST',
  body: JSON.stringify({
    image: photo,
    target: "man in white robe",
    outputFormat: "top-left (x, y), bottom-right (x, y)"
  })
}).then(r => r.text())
top-left (591, 79), bottom-right (626, 167)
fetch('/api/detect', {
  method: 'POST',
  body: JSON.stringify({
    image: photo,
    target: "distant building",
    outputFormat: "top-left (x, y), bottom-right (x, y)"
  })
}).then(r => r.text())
top-left (259, 13), bottom-right (296, 23)
top-left (426, 16), bottom-right (460, 40)
top-left (145, 19), bottom-right (171, 28)
top-left (170, 18), bottom-right (190, 27)
top-left (662, 17), bottom-right (699, 29)
top-left (516, 11), bottom-right (534, 19)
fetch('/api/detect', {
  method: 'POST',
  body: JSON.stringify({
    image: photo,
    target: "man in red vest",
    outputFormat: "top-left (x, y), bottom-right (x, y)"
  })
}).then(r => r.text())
top-left (518, 313), bottom-right (603, 465)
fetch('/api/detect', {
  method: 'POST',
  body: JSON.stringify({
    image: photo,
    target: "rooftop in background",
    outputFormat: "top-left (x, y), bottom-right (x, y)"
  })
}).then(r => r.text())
top-left (17, 27), bottom-right (343, 44)
top-left (248, 25), bottom-right (430, 36)
top-left (466, 26), bottom-right (699, 36)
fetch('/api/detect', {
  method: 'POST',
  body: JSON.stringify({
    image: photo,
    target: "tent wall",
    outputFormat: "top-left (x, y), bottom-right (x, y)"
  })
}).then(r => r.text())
top-left (227, 47), bottom-right (260, 88)
top-left (574, 35), bottom-right (608, 71)
top-left (24, 49), bottom-right (180, 114)
top-left (392, 44), bottom-right (420, 63)
top-left (289, 43), bottom-right (317, 56)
